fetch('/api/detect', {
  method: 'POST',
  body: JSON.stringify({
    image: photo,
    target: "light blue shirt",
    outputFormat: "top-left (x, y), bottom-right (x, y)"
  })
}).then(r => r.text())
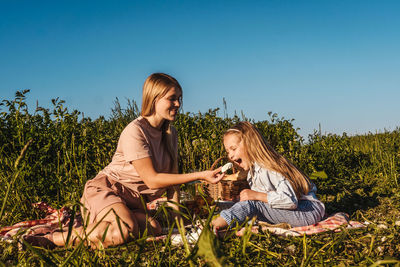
top-left (247, 163), bottom-right (322, 210)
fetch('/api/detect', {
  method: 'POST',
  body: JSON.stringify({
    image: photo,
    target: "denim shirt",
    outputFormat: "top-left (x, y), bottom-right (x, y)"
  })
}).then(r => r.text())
top-left (247, 163), bottom-right (321, 210)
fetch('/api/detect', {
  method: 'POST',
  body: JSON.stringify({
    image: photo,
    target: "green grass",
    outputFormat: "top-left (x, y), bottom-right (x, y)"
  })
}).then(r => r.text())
top-left (1, 90), bottom-right (400, 266)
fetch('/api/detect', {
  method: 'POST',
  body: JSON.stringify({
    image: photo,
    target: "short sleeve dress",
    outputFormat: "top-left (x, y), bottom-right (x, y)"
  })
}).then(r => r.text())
top-left (81, 116), bottom-right (178, 223)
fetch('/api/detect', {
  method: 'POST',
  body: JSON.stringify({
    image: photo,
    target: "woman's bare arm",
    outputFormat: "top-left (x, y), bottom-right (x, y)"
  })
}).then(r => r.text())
top-left (131, 157), bottom-right (223, 189)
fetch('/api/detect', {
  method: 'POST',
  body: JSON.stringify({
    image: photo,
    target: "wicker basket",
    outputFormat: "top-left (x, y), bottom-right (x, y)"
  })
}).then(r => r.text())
top-left (202, 157), bottom-right (249, 201)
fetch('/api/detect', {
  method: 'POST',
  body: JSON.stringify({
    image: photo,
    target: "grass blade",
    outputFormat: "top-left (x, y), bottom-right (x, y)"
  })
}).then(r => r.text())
top-left (21, 238), bottom-right (57, 266)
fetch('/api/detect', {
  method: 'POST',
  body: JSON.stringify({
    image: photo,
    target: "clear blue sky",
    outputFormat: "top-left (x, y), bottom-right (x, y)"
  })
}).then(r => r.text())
top-left (1, 0), bottom-right (399, 137)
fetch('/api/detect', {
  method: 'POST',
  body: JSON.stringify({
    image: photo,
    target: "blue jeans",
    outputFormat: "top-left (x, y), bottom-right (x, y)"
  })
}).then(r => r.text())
top-left (219, 200), bottom-right (325, 227)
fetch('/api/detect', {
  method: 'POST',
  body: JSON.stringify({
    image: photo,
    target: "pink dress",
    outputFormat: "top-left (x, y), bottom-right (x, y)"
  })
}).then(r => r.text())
top-left (81, 116), bottom-right (178, 223)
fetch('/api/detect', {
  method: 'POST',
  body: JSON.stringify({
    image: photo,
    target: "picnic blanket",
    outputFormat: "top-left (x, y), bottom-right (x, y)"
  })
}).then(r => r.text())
top-left (0, 202), bottom-right (83, 242)
top-left (0, 198), bottom-right (165, 243)
top-left (1, 201), bottom-right (366, 246)
top-left (146, 213), bottom-right (366, 246)
top-left (236, 212), bottom-right (366, 237)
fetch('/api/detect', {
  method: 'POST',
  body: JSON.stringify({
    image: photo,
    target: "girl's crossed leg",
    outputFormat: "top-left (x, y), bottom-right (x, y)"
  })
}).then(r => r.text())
top-left (212, 200), bottom-right (324, 230)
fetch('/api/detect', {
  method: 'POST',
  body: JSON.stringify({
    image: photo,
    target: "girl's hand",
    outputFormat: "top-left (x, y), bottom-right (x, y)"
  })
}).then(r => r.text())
top-left (201, 167), bottom-right (224, 184)
top-left (240, 189), bottom-right (265, 202)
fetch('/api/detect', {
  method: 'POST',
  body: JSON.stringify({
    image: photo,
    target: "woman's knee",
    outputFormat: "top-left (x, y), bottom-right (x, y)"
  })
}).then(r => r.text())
top-left (88, 220), bottom-right (134, 247)
top-left (95, 203), bottom-right (139, 238)
top-left (108, 222), bottom-right (133, 244)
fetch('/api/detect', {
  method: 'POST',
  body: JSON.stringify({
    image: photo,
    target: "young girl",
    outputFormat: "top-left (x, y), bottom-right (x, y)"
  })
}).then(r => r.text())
top-left (30, 73), bottom-right (223, 248)
top-left (212, 121), bottom-right (325, 230)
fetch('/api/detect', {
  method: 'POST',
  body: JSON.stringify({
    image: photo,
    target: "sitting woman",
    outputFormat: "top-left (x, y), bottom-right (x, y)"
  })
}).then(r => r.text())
top-left (212, 122), bottom-right (325, 230)
top-left (37, 73), bottom-right (223, 248)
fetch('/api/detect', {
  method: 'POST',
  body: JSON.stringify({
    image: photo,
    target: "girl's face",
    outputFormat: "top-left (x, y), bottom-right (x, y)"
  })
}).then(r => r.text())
top-left (154, 87), bottom-right (182, 122)
top-left (223, 133), bottom-right (251, 171)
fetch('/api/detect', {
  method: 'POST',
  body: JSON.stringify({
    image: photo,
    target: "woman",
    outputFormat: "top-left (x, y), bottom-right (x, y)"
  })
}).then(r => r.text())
top-left (40, 73), bottom-right (223, 248)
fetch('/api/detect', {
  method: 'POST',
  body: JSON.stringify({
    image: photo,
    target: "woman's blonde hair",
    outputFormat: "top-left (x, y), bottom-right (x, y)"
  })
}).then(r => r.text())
top-left (141, 73), bottom-right (182, 173)
top-left (225, 121), bottom-right (311, 198)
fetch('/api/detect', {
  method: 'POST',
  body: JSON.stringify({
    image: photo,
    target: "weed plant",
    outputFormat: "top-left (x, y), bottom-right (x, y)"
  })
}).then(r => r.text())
top-left (0, 90), bottom-right (399, 266)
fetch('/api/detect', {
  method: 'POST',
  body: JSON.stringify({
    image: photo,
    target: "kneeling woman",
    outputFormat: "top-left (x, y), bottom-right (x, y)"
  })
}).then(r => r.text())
top-left (46, 73), bottom-right (223, 248)
top-left (212, 122), bottom-right (325, 230)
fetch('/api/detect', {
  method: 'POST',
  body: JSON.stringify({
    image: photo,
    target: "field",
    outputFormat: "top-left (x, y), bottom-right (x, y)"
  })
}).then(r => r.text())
top-left (1, 90), bottom-right (400, 266)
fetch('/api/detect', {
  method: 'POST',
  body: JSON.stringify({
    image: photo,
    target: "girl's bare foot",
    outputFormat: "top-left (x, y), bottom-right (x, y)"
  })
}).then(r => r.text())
top-left (235, 226), bottom-right (259, 237)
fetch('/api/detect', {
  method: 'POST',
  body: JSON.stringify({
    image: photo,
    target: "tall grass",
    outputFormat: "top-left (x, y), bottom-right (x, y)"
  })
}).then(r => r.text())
top-left (1, 90), bottom-right (400, 265)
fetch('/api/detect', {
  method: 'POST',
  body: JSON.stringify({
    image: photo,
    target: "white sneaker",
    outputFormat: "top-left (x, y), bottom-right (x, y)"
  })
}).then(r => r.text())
top-left (170, 233), bottom-right (184, 246)
top-left (186, 226), bottom-right (202, 244)
top-left (169, 226), bottom-right (202, 246)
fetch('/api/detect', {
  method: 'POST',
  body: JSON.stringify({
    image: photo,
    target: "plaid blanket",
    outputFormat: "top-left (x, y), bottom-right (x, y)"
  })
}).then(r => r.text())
top-left (0, 202), bottom-right (82, 242)
top-left (0, 198), bottom-right (169, 243)
top-left (236, 212), bottom-right (365, 237)
top-left (1, 201), bottom-right (366, 245)
top-left (146, 213), bottom-right (366, 245)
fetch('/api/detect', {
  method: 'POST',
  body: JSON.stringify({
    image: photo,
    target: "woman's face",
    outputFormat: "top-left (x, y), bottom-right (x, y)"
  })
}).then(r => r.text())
top-left (223, 133), bottom-right (251, 171)
top-left (154, 87), bottom-right (182, 121)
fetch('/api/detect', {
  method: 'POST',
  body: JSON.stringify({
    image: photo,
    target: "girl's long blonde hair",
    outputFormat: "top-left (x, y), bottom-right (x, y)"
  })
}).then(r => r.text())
top-left (141, 73), bottom-right (182, 173)
top-left (225, 121), bottom-right (311, 199)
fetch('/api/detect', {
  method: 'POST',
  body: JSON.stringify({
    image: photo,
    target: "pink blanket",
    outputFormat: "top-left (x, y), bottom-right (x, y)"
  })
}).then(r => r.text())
top-left (236, 212), bottom-right (365, 237)
top-left (0, 202), bottom-right (82, 242)
top-left (1, 202), bottom-right (365, 245)
top-left (0, 198), bottom-right (167, 243)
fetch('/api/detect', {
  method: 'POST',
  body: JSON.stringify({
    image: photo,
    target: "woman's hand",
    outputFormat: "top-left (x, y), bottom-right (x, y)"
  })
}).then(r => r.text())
top-left (201, 167), bottom-right (224, 184)
top-left (240, 189), bottom-right (268, 202)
